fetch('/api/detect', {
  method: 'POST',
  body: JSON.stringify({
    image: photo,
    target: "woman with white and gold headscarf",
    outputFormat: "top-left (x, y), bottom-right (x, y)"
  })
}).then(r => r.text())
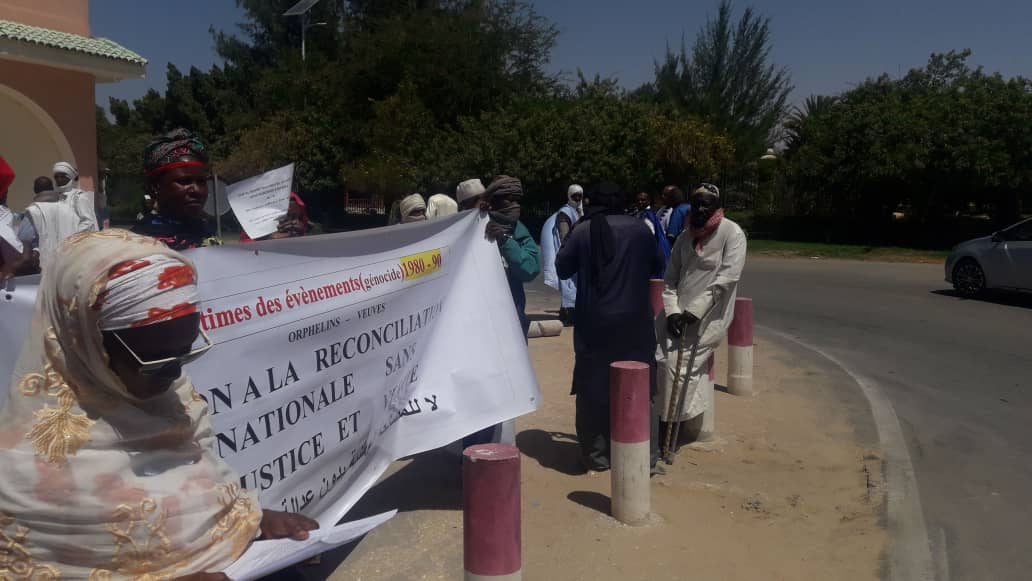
top-left (0, 229), bottom-right (316, 578)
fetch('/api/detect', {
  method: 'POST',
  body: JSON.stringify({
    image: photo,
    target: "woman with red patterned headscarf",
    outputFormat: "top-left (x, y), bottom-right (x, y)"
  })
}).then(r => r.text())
top-left (132, 129), bottom-right (220, 251)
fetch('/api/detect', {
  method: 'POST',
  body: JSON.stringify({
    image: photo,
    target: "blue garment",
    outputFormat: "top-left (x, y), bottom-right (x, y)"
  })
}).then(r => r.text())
top-left (639, 208), bottom-right (672, 277)
top-left (665, 202), bottom-right (691, 242)
top-left (541, 206), bottom-right (580, 308)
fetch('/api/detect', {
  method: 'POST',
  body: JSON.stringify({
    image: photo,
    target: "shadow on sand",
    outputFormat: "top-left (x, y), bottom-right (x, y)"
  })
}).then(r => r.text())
top-left (567, 491), bottom-right (611, 516)
top-left (516, 429), bottom-right (586, 476)
top-left (302, 448), bottom-right (462, 579)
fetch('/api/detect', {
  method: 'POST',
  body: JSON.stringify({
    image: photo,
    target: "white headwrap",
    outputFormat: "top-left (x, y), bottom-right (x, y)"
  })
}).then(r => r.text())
top-left (0, 229), bottom-right (261, 576)
top-left (51, 161), bottom-right (99, 232)
top-left (53, 161), bottom-right (79, 194)
top-left (456, 179), bottom-right (486, 205)
top-left (399, 193), bottom-right (427, 223)
top-left (567, 184), bottom-right (584, 217)
top-left (96, 254), bottom-right (201, 331)
top-left (426, 194), bottom-right (458, 219)
top-left (692, 183), bottom-right (721, 198)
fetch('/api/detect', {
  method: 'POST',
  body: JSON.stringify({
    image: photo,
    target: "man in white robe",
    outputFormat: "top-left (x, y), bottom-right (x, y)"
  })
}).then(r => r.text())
top-left (540, 184), bottom-right (583, 325)
top-left (53, 161), bottom-right (98, 232)
top-left (655, 183), bottom-right (746, 446)
top-left (23, 200), bottom-right (82, 272)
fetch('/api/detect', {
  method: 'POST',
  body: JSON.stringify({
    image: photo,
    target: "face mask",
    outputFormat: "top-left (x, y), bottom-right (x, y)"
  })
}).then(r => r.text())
top-left (489, 204), bottom-right (521, 226)
top-left (57, 176), bottom-right (76, 194)
top-left (690, 211), bottom-right (710, 228)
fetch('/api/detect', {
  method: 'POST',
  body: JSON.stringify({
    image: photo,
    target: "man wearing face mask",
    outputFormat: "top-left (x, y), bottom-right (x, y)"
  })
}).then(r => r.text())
top-left (655, 183), bottom-right (746, 448)
top-left (483, 175), bottom-right (541, 338)
top-left (53, 161), bottom-right (99, 232)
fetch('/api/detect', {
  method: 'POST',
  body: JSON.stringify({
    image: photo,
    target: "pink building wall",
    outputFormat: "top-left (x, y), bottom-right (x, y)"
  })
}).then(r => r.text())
top-left (0, 0), bottom-right (96, 192)
top-left (0, 60), bottom-right (97, 192)
top-left (0, 0), bottom-right (90, 36)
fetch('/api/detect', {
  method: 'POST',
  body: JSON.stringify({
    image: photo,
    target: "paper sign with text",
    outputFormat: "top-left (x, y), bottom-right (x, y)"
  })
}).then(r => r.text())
top-left (227, 163), bottom-right (295, 240)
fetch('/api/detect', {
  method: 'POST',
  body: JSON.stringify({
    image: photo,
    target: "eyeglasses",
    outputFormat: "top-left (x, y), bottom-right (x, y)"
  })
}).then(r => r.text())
top-left (111, 328), bottom-right (215, 375)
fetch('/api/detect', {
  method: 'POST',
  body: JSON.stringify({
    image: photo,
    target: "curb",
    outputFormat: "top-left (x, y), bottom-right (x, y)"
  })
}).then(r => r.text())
top-left (759, 325), bottom-right (937, 581)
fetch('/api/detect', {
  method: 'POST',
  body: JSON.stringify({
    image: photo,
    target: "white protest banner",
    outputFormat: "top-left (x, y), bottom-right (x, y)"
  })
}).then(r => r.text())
top-left (0, 275), bottom-right (37, 408)
top-left (227, 163), bottom-right (295, 240)
top-left (0, 206), bottom-right (23, 254)
top-left (0, 212), bottom-right (540, 531)
top-left (225, 509), bottom-right (397, 580)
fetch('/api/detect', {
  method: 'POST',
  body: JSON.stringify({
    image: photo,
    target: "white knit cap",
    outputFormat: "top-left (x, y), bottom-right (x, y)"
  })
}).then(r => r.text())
top-left (456, 178), bottom-right (486, 204)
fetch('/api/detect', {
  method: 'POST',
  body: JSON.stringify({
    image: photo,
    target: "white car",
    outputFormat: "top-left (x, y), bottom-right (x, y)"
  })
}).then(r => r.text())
top-left (945, 218), bottom-right (1032, 297)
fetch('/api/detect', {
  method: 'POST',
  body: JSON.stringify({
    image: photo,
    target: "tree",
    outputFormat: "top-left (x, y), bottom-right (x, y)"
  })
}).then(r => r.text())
top-left (784, 50), bottom-right (1032, 229)
top-left (649, 0), bottom-right (792, 162)
top-left (783, 95), bottom-right (837, 151)
top-left (650, 115), bottom-right (735, 187)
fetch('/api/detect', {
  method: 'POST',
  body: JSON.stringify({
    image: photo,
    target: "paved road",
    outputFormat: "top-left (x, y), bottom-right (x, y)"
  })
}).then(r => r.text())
top-left (739, 258), bottom-right (1032, 581)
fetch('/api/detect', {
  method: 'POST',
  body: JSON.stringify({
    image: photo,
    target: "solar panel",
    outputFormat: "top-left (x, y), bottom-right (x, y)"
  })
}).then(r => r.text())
top-left (283, 0), bottom-right (321, 16)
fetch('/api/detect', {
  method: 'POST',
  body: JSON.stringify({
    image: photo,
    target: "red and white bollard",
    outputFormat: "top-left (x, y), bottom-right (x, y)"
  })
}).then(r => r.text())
top-left (649, 279), bottom-right (664, 317)
top-left (610, 361), bottom-right (651, 524)
top-left (727, 297), bottom-right (754, 396)
top-left (464, 444), bottom-right (521, 580)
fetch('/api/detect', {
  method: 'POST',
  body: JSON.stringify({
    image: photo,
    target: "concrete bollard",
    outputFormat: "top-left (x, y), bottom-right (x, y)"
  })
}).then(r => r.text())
top-left (464, 444), bottom-right (521, 580)
top-left (727, 297), bottom-right (754, 396)
top-left (527, 319), bottom-right (563, 339)
top-left (649, 279), bottom-right (664, 317)
top-left (698, 379), bottom-right (716, 439)
top-left (609, 361), bottom-right (651, 525)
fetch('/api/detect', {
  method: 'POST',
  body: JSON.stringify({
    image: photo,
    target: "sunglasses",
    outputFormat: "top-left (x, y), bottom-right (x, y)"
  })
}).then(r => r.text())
top-left (111, 328), bottom-right (215, 375)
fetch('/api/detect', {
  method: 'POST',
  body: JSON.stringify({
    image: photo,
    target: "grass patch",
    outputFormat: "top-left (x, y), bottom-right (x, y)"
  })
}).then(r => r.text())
top-left (748, 239), bottom-right (949, 264)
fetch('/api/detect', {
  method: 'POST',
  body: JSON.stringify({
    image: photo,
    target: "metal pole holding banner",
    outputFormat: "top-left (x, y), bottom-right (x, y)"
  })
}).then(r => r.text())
top-left (727, 297), bottom-right (754, 396)
top-left (464, 444), bottom-right (521, 580)
top-left (212, 170), bottom-right (223, 240)
top-left (610, 361), bottom-right (651, 525)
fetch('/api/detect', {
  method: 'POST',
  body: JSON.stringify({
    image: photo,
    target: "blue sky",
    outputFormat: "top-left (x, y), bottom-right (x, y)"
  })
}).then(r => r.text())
top-left (92, 0), bottom-right (1032, 109)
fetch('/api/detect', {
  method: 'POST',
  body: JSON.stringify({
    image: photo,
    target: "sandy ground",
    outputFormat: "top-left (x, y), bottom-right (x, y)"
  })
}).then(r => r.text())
top-left (305, 319), bottom-right (887, 581)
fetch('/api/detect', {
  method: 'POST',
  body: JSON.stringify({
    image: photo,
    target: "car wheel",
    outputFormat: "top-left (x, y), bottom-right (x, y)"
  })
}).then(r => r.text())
top-left (953, 259), bottom-right (986, 297)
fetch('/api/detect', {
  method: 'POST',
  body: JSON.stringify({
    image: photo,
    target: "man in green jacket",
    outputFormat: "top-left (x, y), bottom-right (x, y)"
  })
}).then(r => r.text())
top-left (483, 175), bottom-right (541, 339)
top-left (459, 175), bottom-right (542, 450)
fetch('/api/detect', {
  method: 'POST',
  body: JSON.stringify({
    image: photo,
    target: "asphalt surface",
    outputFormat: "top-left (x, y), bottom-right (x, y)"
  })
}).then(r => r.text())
top-left (739, 258), bottom-right (1032, 581)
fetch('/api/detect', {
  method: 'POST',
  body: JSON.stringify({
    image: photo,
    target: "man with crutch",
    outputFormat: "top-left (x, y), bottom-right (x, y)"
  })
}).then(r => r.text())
top-left (656, 183), bottom-right (747, 461)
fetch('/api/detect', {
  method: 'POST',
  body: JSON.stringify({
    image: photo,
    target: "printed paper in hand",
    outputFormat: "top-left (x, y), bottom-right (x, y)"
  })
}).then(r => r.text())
top-left (223, 510), bottom-right (396, 580)
top-left (227, 164), bottom-right (295, 240)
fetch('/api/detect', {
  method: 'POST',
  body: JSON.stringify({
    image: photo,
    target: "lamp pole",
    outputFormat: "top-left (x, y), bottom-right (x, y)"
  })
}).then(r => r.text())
top-left (283, 0), bottom-right (327, 106)
top-left (758, 148), bottom-right (778, 215)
